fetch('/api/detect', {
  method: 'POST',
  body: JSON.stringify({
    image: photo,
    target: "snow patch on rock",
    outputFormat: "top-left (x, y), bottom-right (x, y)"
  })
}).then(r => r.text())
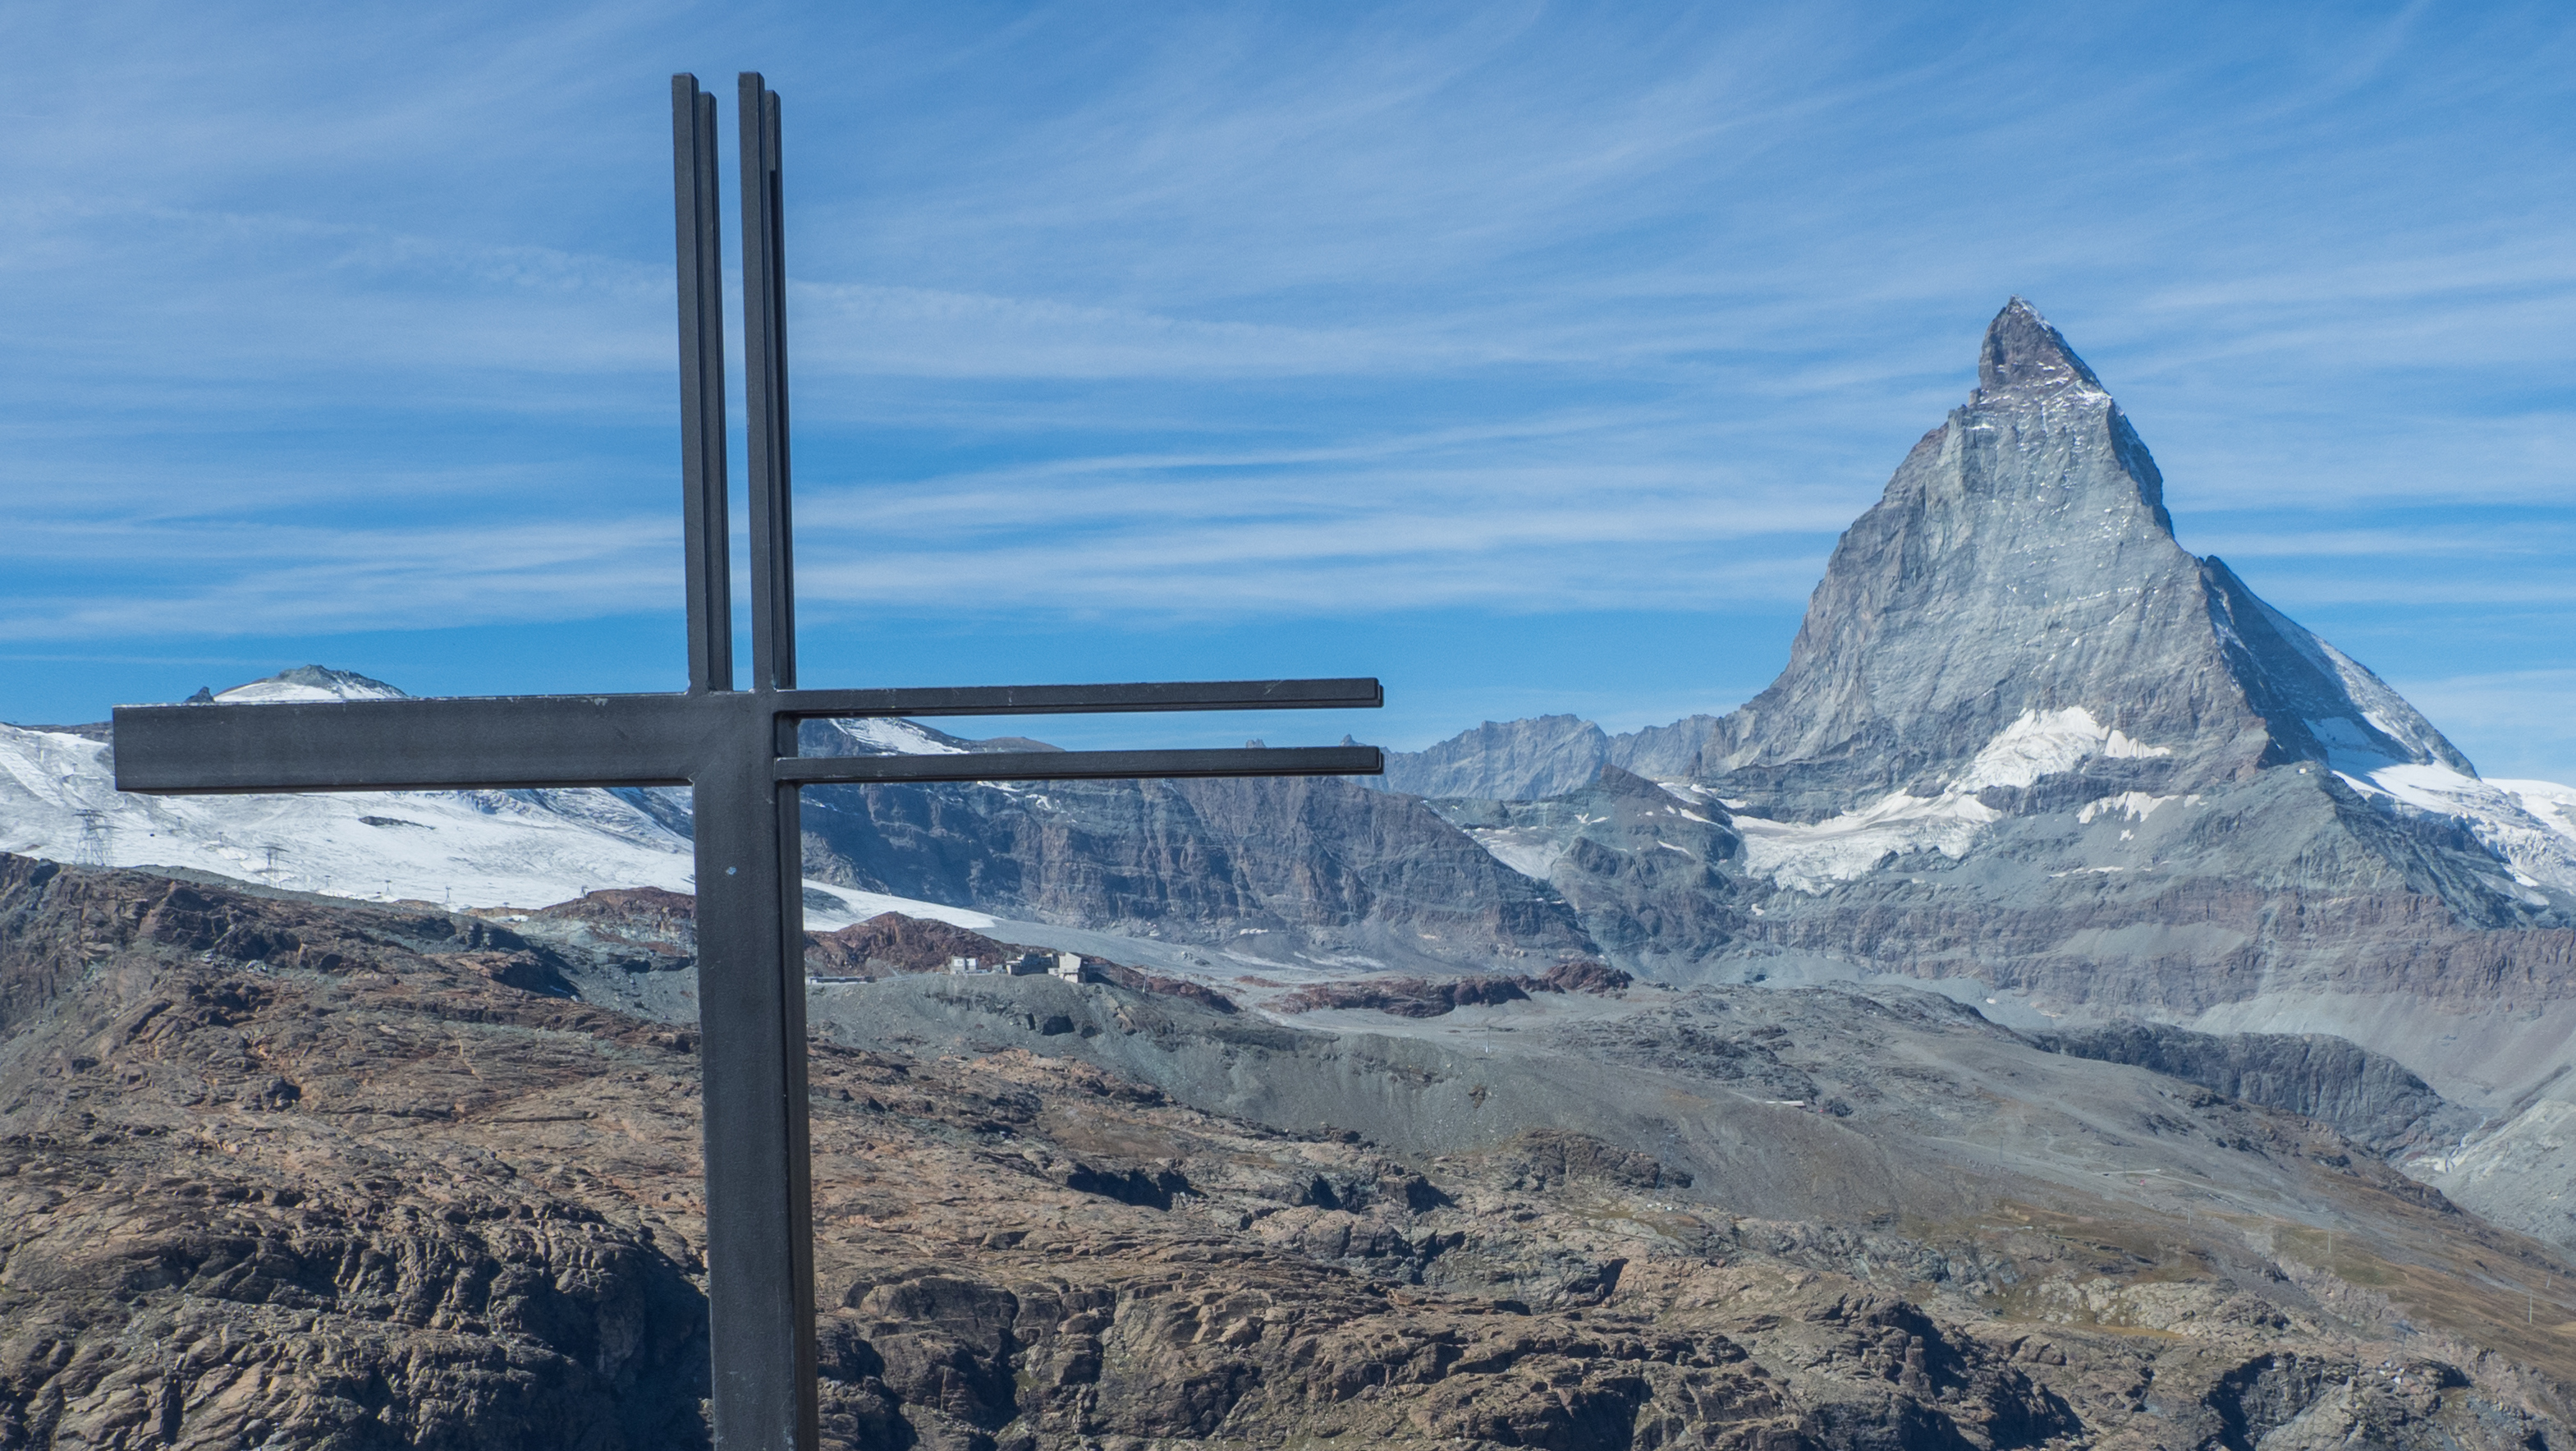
top-left (1958, 707), bottom-right (2170, 791)
top-left (2334, 761), bottom-right (2576, 896)
top-left (819, 717), bottom-right (970, 756)
top-left (212, 666), bottom-right (407, 705)
top-left (1734, 709), bottom-right (2180, 893)
top-left (1735, 790), bottom-right (2001, 894)
top-left (1462, 829), bottom-right (1573, 882)
top-left (2079, 792), bottom-right (2181, 824)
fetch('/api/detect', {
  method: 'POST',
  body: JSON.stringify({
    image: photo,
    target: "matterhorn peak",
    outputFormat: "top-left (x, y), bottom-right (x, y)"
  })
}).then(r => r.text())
top-left (1698, 298), bottom-right (2469, 819)
top-left (1975, 296), bottom-right (2106, 401)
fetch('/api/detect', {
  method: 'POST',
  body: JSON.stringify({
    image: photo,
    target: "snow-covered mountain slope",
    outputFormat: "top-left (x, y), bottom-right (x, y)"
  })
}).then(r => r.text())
top-left (2335, 764), bottom-right (2576, 898)
top-left (1726, 705), bottom-right (2184, 892)
top-left (1708, 704), bottom-right (2576, 901)
top-left (0, 668), bottom-right (997, 929)
top-left (2, 718), bottom-right (687, 906)
top-left (209, 664), bottom-right (407, 705)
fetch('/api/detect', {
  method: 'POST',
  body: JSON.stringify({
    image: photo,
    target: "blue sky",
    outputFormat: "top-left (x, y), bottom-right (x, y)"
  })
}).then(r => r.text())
top-left (4, 2), bottom-right (2573, 778)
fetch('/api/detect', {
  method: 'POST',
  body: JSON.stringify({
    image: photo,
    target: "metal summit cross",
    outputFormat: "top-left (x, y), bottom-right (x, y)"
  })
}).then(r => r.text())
top-left (112, 73), bottom-right (1382, 1451)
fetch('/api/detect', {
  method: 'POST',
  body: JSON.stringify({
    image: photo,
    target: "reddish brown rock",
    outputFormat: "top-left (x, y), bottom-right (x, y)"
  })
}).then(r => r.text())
top-left (804, 912), bottom-right (1016, 978)
top-left (4, 856), bottom-right (2572, 1450)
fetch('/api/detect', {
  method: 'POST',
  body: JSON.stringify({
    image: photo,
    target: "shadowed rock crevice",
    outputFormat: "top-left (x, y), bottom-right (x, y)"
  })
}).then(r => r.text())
top-left (2037, 1020), bottom-right (2480, 1158)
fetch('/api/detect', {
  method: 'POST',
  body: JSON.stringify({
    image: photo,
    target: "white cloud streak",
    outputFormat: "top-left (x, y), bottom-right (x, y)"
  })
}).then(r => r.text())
top-left (0, 0), bottom-right (2570, 761)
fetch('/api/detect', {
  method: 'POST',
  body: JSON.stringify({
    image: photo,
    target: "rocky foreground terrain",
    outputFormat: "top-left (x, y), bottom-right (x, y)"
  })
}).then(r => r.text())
top-left (10, 854), bottom-right (2576, 1449)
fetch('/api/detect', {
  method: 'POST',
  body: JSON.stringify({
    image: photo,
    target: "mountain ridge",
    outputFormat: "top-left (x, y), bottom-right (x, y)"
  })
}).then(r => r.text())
top-left (18, 301), bottom-right (2576, 1256)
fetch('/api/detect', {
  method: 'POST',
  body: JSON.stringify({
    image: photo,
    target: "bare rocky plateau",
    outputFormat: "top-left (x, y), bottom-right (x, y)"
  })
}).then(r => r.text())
top-left (10, 855), bottom-right (2576, 1449)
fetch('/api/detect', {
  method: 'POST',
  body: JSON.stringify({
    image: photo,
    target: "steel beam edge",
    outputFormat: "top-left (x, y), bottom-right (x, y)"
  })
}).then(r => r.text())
top-left (107, 696), bottom-right (720, 794)
top-left (776, 746), bottom-right (1383, 785)
top-left (773, 677), bottom-right (1382, 719)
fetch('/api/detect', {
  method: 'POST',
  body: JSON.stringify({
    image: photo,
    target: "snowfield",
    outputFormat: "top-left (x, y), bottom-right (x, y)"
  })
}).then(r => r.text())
top-left (1955, 706), bottom-right (2170, 791)
top-left (1730, 707), bottom-right (2175, 893)
top-left (2335, 760), bottom-right (2576, 898)
top-left (0, 668), bottom-right (1001, 930)
top-left (1705, 705), bottom-right (2576, 900)
top-left (1732, 788), bottom-right (2001, 893)
top-left (1, 720), bottom-right (694, 907)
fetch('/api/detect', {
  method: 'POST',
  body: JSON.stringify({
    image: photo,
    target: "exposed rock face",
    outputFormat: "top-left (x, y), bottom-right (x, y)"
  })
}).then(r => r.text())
top-left (10, 856), bottom-right (2576, 1450)
top-left (796, 774), bottom-right (1596, 970)
top-left (1430, 768), bottom-right (1743, 975)
top-left (1698, 298), bottom-right (2465, 819)
top-left (1611, 714), bottom-right (1727, 781)
top-left (791, 715), bottom-right (1603, 969)
top-left (529, 885), bottom-right (701, 967)
top-left (2038, 1020), bottom-right (2480, 1158)
top-left (1374, 715), bottom-right (1613, 800)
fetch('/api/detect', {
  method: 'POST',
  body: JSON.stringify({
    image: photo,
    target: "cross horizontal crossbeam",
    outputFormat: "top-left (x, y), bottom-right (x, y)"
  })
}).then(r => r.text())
top-left (112, 679), bottom-right (1382, 793)
top-left (777, 744), bottom-right (1377, 785)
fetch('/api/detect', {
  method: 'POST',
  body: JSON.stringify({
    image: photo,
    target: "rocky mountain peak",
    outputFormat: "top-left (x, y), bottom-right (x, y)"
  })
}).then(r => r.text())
top-left (1975, 296), bottom-right (2106, 400)
top-left (213, 664), bottom-right (407, 704)
top-left (1697, 299), bottom-right (2468, 819)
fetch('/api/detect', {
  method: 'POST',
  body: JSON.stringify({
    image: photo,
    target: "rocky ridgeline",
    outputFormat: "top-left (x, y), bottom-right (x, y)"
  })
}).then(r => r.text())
top-left (1341, 303), bottom-right (2576, 1227)
top-left (768, 302), bottom-right (2575, 1060)
top-left (507, 886), bottom-right (1240, 1015)
top-left (1272, 961), bottom-right (1633, 1017)
top-left (795, 772), bottom-right (1594, 972)
top-left (11, 857), bottom-right (2576, 1449)
top-left (1371, 715), bottom-right (1717, 802)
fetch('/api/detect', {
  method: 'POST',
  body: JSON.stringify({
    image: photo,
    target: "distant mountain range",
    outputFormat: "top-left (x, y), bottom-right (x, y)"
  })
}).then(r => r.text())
top-left (1359, 300), bottom-right (2576, 1252)
top-left (0, 665), bottom-right (998, 933)
top-left (11, 300), bottom-right (2576, 1248)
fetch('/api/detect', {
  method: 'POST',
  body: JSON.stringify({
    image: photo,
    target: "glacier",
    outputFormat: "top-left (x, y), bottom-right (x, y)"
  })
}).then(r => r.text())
top-left (0, 668), bottom-right (1000, 930)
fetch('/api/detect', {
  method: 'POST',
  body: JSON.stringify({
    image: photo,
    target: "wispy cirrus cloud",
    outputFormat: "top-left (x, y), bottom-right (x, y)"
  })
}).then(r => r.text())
top-left (2395, 669), bottom-right (2576, 783)
top-left (0, 516), bottom-right (676, 638)
top-left (2, 0), bottom-right (2572, 774)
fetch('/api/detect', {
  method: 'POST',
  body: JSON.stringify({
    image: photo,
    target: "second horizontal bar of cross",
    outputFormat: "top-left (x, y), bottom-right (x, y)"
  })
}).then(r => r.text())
top-left (776, 677), bottom-right (1381, 719)
top-left (110, 677), bottom-right (1383, 797)
top-left (778, 745), bottom-right (1380, 785)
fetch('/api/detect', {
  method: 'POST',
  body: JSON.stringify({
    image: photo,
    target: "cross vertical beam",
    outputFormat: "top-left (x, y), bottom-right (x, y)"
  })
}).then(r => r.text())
top-left (672, 76), bottom-right (733, 696)
top-left (694, 71), bottom-right (820, 1451)
top-left (691, 740), bottom-right (818, 1451)
top-left (740, 72), bottom-right (796, 694)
